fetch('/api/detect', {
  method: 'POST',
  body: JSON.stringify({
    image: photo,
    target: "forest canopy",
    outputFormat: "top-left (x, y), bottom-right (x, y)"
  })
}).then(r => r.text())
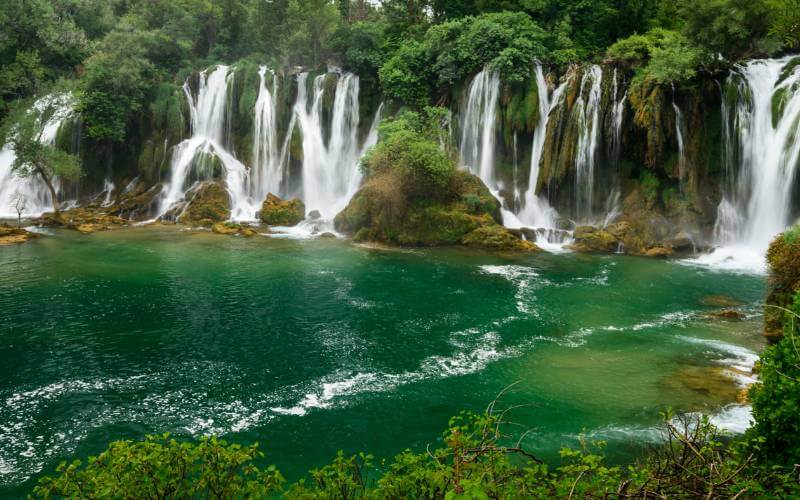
top-left (1, 0), bottom-right (799, 139)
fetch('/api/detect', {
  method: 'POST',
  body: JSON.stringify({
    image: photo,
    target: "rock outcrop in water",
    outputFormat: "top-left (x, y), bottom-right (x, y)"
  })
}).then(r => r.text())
top-left (258, 193), bottom-right (305, 226)
top-left (336, 170), bottom-right (537, 251)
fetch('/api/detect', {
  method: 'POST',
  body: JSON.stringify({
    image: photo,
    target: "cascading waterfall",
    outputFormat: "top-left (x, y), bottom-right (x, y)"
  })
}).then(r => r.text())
top-left (249, 66), bottom-right (281, 209)
top-left (459, 69), bottom-right (501, 190)
top-left (672, 98), bottom-right (687, 187)
top-left (0, 94), bottom-right (74, 218)
top-left (573, 65), bottom-right (603, 223)
top-left (693, 57), bottom-right (800, 272)
top-left (291, 71), bottom-right (376, 221)
top-left (158, 65), bottom-right (250, 220)
top-left (515, 65), bottom-right (568, 236)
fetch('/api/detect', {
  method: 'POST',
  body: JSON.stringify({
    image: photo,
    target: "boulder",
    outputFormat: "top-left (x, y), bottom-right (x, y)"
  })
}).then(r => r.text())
top-left (259, 193), bottom-right (305, 226)
top-left (178, 181), bottom-right (231, 225)
top-left (462, 225), bottom-right (540, 252)
top-left (212, 222), bottom-right (259, 237)
top-left (308, 210), bottom-right (322, 220)
top-left (569, 225), bottom-right (618, 253)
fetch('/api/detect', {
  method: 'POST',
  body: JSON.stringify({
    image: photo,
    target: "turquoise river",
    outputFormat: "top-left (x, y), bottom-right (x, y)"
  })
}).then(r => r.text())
top-left (0, 227), bottom-right (766, 496)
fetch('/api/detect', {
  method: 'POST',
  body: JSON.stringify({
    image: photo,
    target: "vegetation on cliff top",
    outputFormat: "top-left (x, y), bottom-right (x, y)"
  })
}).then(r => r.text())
top-left (3, 0), bottom-right (800, 139)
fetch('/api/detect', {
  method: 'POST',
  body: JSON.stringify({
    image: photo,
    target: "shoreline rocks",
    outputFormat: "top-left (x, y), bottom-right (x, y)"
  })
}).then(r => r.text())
top-left (0, 224), bottom-right (38, 245)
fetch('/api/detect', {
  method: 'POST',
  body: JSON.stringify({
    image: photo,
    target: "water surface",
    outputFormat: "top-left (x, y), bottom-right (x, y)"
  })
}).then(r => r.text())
top-left (0, 227), bottom-right (764, 495)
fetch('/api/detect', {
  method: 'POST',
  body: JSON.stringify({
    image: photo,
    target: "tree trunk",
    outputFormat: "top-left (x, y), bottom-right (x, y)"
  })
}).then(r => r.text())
top-left (38, 167), bottom-right (60, 218)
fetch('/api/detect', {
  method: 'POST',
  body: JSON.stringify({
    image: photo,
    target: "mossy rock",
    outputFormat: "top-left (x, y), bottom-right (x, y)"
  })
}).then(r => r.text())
top-left (259, 193), bottom-right (305, 226)
top-left (0, 224), bottom-right (36, 245)
top-left (569, 225), bottom-right (619, 253)
top-left (462, 225), bottom-right (539, 252)
top-left (336, 170), bottom-right (510, 249)
top-left (179, 181), bottom-right (231, 225)
top-left (212, 222), bottom-right (258, 237)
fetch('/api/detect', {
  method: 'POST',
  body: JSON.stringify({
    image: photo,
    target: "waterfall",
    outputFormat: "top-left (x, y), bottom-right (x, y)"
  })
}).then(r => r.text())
top-left (611, 68), bottom-right (627, 166)
top-left (693, 57), bottom-right (800, 272)
top-left (249, 67), bottom-right (281, 207)
top-left (291, 71), bottom-right (372, 220)
top-left (0, 94), bottom-right (74, 218)
top-left (158, 65), bottom-right (249, 220)
top-left (574, 65), bottom-right (603, 223)
top-left (459, 69), bottom-right (501, 189)
top-left (672, 100), bottom-right (686, 186)
top-left (516, 65), bottom-right (568, 232)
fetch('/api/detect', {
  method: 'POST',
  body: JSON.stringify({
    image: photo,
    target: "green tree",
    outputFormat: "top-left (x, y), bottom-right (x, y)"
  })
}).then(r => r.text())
top-left (2, 99), bottom-right (81, 217)
top-left (33, 434), bottom-right (285, 498)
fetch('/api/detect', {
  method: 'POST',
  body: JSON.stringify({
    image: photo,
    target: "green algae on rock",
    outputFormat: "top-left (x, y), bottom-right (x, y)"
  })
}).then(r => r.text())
top-left (258, 193), bottom-right (305, 226)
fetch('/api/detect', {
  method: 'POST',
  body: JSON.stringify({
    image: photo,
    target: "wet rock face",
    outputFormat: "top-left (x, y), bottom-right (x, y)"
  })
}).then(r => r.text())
top-left (258, 193), bottom-right (305, 226)
top-left (177, 181), bottom-right (231, 226)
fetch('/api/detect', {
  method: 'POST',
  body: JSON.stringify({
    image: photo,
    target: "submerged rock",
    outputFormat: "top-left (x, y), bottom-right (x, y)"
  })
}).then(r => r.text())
top-left (706, 309), bottom-right (746, 320)
top-left (701, 295), bottom-right (743, 308)
top-left (258, 193), bottom-right (305, 226)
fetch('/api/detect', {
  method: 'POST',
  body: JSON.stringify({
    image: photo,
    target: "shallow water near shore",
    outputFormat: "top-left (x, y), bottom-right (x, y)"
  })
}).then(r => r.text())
top-left (0, 227), bottom-right (765, 495)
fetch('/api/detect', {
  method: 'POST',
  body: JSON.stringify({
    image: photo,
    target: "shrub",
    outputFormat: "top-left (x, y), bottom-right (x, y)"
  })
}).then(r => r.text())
top-left (749, 292), bottom-right (800, 464)
top-left (33, 434), bottom-right (285, 498)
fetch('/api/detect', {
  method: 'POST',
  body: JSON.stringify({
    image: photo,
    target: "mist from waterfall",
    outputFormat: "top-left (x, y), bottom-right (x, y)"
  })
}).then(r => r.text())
top-left (0, 94), bottom-right (74, 218)
top-left (574, 65), bottom-right (603, 223)
top-left (692, 57), bottom-right (800, 272)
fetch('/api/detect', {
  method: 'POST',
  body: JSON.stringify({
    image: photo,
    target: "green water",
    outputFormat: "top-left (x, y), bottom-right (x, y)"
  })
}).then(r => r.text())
top-left (0, 227), bottom-right (765, 495)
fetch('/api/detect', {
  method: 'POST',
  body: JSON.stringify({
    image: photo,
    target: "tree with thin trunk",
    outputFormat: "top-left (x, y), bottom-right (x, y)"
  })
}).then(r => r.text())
top-left (2, 99), bottom-right (81, 219)
top-left (11, 191), bottom-right (27, 228)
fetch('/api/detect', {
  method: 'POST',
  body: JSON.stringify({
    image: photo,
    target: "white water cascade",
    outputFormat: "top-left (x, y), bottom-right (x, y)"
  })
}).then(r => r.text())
top-left (573, 65), bottom-right (603, 223)
top-left (672, 99), bottom-right (687, 187)
top-left (0, 94), bottom-right (74, 218)
top-left (157, 65), bottom-right (250, 220)
top-left (247, 66), bottom-right (282, 214)
top-left (459, 69), bottom-right (501, 189)
top-left (288, 71), bottom-right (380, 223)
top-left (515, 65), bottom-right (569, 233)
top-left (692, 57), bottom-right (800, 272)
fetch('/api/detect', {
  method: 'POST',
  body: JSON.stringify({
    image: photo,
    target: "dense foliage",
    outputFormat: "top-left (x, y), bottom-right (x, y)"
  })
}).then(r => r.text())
top-left (3, 0), bottom-right (800, 139)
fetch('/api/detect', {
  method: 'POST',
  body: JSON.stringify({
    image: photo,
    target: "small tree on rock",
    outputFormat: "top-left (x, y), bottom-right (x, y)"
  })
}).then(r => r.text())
top-left (11, 191), bottom-right (26, 228)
